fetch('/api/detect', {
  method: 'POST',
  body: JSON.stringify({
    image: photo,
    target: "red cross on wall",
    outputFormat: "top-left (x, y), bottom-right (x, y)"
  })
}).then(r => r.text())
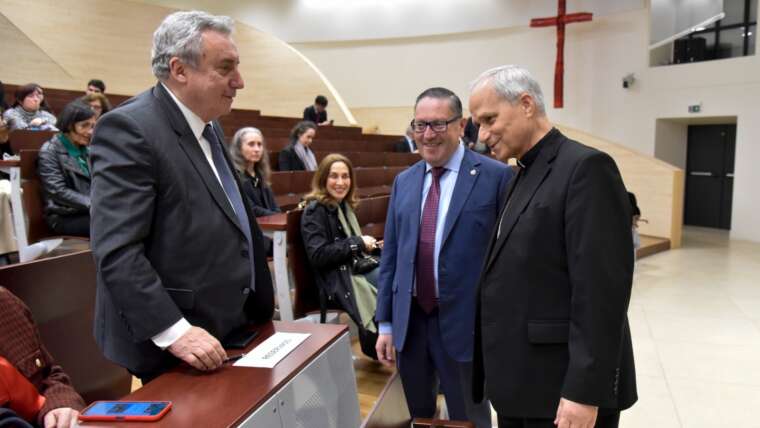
top-left (530, 0), bottom-right (593, 109)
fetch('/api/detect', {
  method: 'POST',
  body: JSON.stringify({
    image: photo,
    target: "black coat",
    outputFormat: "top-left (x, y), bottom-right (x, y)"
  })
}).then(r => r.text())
top-left (240, 171), bottom-right (280, 217)
top-left (474, 129), bottom-right (637, 418)
top-left (303, 105), bottom-right (327, 124)
top-left (37, 134), bottom-right (91, 225)
top-left (277, 143), bottom-right (306, 171)
top-left (301, 200), bottom-right (365, 324)
top-left (394, 137), bottom-right (416, 153)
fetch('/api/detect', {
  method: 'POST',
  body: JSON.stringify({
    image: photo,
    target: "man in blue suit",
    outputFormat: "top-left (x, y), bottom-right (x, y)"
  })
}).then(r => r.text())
top-left (375, 87), bottom-right (514, 427)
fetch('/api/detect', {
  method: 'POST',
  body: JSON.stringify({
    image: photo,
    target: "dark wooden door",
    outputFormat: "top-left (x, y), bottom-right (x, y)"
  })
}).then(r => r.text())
top-left (684, 124), bottom-right (736, 229)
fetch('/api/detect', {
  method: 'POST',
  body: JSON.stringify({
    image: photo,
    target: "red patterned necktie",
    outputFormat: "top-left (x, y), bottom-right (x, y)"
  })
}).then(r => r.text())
top-left (416, 166), bottom-right (445, 314)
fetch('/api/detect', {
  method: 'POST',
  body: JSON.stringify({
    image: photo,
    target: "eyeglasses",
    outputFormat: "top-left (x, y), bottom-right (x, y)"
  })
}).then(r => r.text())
top-left (410, 116), bottom-right (461, 134)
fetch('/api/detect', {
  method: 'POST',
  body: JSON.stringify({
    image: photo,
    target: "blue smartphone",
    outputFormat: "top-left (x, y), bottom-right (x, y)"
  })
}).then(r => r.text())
top-left (78, 401), bottom-right (172, 422)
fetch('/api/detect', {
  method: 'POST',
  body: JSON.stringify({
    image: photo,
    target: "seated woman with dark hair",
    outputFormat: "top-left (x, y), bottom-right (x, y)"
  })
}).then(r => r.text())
top-left (300, 154), bottom-right (380, 358)
top-left (2, 83), bottom-right (58, 132)
top-left (80, 92), bottom-right (112, 120)
top-left (37, 101), bottom-right (96, 237)
top-left (229, 127), bottom-right (280, 217)
top-left (278, 120), bottom-right (317, 171)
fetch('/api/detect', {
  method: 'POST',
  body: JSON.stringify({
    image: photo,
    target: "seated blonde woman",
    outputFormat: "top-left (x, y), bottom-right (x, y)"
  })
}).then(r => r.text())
top-left (300, 154), bottom-right (380, 359)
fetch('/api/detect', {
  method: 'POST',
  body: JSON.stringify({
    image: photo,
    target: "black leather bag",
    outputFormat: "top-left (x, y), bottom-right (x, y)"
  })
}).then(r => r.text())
top-left (352, 254), bottom-right (380, 275)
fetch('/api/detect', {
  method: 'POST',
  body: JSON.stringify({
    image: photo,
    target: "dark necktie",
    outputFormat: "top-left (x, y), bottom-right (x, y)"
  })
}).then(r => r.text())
top-left (416, 166), bottom-right (445, 314)
top-left (203, 124), bottom-right (255, 291)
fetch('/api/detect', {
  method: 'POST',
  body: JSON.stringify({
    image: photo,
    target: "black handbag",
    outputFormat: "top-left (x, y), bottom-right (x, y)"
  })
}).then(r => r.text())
top-left (352, 254), bottom-right (380, 274)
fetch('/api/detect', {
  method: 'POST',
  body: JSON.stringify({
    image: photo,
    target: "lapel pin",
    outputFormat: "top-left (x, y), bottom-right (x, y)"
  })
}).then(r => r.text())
top-left (470, 169), bottom-right (477, 176)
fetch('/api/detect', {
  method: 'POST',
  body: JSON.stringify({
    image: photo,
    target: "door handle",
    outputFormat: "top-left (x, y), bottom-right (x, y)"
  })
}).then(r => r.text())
top-left (689, 171), bottom-right (713, 177)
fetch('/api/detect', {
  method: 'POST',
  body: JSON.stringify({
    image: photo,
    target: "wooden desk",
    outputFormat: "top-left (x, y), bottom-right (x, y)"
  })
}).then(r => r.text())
top-left (81, 322), bottom-right (359, 428)
top-left (256, 213), bottom-right (293, 321)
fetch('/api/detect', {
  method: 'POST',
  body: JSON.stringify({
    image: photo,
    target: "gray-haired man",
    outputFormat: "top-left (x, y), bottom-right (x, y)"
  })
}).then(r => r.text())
top-left (90, 11), bottom-right (274, 382)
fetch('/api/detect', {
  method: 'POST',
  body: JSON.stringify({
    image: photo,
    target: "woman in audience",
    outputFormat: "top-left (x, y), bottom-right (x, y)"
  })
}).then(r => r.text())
top-left (0, 286), bottom-right (85, 428)
top-left (37, 101), bottom-right (95, 237)
top-left (80, 92), bottom-right (112, 120)
top-left (229, 126), bottom-right (280, 217)
top-left (278, 120), bottom-right (317, 171)
top-left (301, 154), bottom-right (380, 359)
top-left (2, 83), bottom-right (58, 132)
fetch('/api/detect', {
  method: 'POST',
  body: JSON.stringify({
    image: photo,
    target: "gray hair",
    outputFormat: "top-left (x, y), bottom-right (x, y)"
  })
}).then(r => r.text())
top-left (470, 65), bottom-right (546, 114)
top-left (229, 127), bottom-right (273, 186)
top-left (151, 11), bottom-right (235, 81)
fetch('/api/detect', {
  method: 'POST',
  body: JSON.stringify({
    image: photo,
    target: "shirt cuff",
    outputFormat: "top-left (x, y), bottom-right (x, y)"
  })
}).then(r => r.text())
top-left (151, 318), bottom-right (192, 349)
top-left (378, 322), bottom-right (392, 335)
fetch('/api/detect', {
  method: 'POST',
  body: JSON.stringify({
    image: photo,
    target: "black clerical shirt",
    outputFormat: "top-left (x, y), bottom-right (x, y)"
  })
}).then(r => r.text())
top-left (496, 127), bottom-right (558, 237)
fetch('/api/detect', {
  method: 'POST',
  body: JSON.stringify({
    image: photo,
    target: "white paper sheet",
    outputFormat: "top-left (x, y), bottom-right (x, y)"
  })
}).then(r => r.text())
top-left (234, 332), bottom-right (311, 368)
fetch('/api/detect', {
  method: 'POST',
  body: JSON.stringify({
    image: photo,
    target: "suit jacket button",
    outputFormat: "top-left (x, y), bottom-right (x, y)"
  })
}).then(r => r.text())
top-left (242, 287), bottom-right (251, 295)
top-left (241, 249), bottom-right (249, 258)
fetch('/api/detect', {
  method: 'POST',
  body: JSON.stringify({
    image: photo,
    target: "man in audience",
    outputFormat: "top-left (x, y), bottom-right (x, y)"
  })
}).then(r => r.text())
top-left (394, 125), bottom-right (417, 153)
top-left (375, 87), bottom-right (513, 427)
top-left (469, 65), bottom-right (637, 428)
top-left (0, 286), bottom-right (85, 428)
top-left (85, 79), bottom-right (106, 95)
top-left (89, 10), bottom-right (274, 383)
top-left (303, 95), bottom-right (332, 126)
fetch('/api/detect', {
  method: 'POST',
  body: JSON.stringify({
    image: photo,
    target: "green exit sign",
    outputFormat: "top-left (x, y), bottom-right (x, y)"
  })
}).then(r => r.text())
top-left (688, 104), bottom-right (701, 113)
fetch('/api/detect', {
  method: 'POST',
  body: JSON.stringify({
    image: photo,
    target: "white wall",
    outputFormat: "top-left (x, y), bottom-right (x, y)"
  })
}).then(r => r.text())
top-left (300, 6), bottom-right (760, 243)
top-left (93, 1), bottom-right (760, 242)
top-left (137, 0), bottom-right (644, 43)
top-left (654, 120), bottom-right (689, 169)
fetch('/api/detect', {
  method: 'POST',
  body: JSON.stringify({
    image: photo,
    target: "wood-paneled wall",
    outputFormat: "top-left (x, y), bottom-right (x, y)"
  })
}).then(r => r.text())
top-left (0, 0), bottom-right (353, 124)
top-left (559, 125), bottom-right (684, 247)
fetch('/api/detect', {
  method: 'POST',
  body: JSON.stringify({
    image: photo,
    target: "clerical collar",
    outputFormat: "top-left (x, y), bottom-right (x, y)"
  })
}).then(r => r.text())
top-left (517, 127), bottom-right (558, 169)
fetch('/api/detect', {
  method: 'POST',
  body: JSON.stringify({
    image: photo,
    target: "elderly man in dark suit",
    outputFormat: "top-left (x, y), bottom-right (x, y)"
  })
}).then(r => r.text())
top-left (468, 65), bottom-right (637, 428)
top-left (89, 11), bottom-right (274, 383)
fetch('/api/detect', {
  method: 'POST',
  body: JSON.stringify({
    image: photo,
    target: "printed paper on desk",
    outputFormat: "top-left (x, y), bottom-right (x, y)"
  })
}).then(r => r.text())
top-left (234, 332), bottom-right (310, 368)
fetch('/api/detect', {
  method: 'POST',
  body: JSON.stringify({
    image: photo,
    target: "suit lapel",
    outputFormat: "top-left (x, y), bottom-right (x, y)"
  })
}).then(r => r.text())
top-left (441, 150), bottom-right (479, 248)
top-left (153, 85), bottom-right (243, 233)
top-left (481, 168), bottom-right (520, 270)
top-left (484, 137), bottom-right (561, 272)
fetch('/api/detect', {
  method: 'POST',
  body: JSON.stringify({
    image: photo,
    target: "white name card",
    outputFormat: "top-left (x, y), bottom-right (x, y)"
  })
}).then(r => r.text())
top-left (234, 332), bottom-right (310, 368)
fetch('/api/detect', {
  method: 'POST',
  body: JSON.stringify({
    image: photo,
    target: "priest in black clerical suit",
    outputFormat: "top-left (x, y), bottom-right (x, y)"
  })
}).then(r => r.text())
top-left (468, 65), bottom-right (637, 428)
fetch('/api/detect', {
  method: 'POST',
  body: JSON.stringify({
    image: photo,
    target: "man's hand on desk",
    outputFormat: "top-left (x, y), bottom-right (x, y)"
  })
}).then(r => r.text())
top-left (168, 326), bottom-right (228, 371)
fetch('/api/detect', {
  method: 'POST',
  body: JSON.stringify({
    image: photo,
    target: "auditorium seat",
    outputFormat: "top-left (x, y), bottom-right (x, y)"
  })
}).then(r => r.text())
top-left (9, 130), bottom-right (56, 153)
top-left (356, 196), bottom-right (390, 239)
top-left (286, 209), bottom-right (323, 320)
top-left (0, 250), bottom-right (132, 402)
